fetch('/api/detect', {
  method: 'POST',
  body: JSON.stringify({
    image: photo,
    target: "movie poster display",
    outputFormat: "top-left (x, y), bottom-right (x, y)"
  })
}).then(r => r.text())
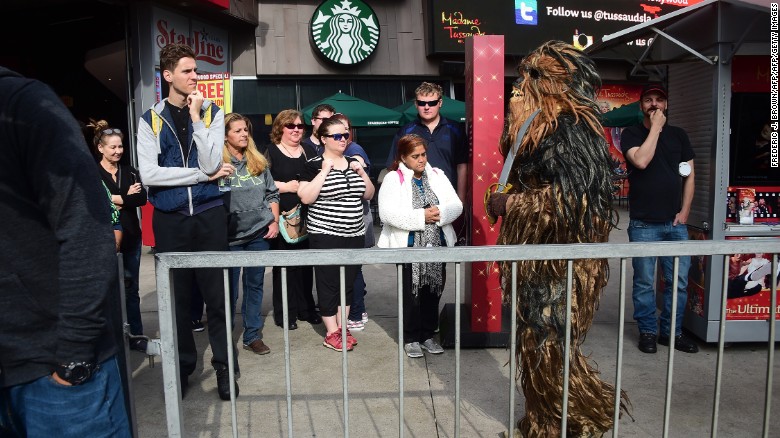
top-left (597, 84), bottom-right (643, 198)
top-left (687, 233), bottom-right (779, 321)
top-left (724, 237), bottom-right (779, 321)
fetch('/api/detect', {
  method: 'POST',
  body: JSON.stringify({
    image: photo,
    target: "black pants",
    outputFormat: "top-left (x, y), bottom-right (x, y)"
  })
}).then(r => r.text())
top-left (153, 207), bottom-right (234, 375)
top-left (402, 263), bottom-right (445, 343)
top-left (727, 275), bottom-right (763, 299)
top-left (309, 233), bottom-right (363, 317)
top-left (272, 236), bottom-right (316, 324)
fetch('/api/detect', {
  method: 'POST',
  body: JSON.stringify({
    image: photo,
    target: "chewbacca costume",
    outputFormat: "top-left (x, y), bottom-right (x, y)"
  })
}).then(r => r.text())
top-left (487, 41), bottom-right (630, 437)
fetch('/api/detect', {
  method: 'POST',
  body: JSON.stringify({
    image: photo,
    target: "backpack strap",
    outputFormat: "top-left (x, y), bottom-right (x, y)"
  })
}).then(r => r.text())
top-left (150, 109), bottom-right (163, 137)
top-left (396, 168), bottom-right (404, 185)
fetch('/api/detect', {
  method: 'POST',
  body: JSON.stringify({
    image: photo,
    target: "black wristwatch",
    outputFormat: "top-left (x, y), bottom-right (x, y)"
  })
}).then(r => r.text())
top-left (55, 362), bottom-right (96, 385)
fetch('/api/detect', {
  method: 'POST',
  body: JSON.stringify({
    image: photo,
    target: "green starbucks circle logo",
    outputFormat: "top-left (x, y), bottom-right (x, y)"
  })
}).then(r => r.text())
top-left (310, 0), bottom-right (379, 65)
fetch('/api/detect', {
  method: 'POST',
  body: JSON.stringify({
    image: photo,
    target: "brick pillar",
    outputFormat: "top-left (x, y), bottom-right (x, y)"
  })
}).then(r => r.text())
top-left (466, 35), bottom-right (505, 332)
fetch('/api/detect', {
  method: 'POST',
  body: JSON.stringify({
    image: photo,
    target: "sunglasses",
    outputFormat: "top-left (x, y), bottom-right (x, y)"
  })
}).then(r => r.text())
top-left (416, 99), bottom-right (441, 107)
top-left (284, 123), bottom-right (306, 130)
top-left (322, 132), bottom-right (350, 141)
top-left (102, 128), bottom-right (122, 135)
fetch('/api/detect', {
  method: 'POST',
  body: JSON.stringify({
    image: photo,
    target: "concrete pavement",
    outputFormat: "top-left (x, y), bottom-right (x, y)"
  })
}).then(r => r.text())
top-left (128, 205), bottom-right (779, 437)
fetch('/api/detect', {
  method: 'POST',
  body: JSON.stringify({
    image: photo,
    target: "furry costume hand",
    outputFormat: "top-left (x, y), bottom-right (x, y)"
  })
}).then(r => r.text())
top-left (487, 192), bottom-right (509, 219)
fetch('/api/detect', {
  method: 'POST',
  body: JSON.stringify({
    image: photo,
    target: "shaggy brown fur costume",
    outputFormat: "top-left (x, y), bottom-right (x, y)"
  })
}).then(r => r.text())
top-left (490, 41), bottom-right (630, 437)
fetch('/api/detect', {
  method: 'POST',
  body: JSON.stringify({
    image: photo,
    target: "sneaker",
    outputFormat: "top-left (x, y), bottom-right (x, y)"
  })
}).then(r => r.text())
top-left (243, 339), bottom-right (270, 355)
top-left (323, 331), bottom-right (352, 352)
top-left (748, 261), bottom-right (772, 281)
top-left (658, 333), bottom-right (699, 353)
top-left (215, 366), bottom-right (239, 401)
top-left (421, 338), bottom-right (444, 354)
top-left (404, 342), bottom-right (423, 358)
top-left (347, 319), bottom-right (365, 331)
top-left (638, 332), bottom-right (657, 354)
top-left (192, 320), bottom-right (205, 332)
top-left (129, 338), bottom-right (148, 353)
top-left (345, 328), bottom-right (358, 347)
top-left (361, 312), bottom-right (369, 324)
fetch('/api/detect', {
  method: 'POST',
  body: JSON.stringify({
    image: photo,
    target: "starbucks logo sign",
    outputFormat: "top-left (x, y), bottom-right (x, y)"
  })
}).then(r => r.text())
top-left (310, 0), bottom-right (379, 65)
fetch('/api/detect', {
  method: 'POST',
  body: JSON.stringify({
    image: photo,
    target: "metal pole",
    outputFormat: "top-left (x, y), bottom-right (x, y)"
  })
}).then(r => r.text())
top-left (340, 266), bottom-right (350, 438)
top-left (509, 262), bottom-right (517, 437)
top-left (282, 268), bottom-right (294, 437)
top-left (711, 255), bottom-right (730, 438)
top-left (612, 258), bottom-right (627, 438)
top-left (397, 264), bottom-right (404, 438)
top-left (223, 269), bottom-right (238, 437)
top-left (560, 260), bottom-right (574, 436)
top-left (762, 255), bottom-right (778, 438)
top-left (455, 262), bottom-right (462, 437)
top-left (662, 257), bottom-right (680, 438)
top-left (155, 260), bottom-right (184, 437)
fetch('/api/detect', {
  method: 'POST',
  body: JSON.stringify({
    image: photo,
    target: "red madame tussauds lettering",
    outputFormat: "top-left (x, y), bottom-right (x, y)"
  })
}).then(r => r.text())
top-left (156, 20), bottom-right (225, 66)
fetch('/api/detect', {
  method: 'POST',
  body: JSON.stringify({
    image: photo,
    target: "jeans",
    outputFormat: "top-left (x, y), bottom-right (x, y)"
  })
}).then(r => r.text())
top-left (348, 268), bottom-right (366, 321)
top-left (122, 240), bottom-right (143, 335)
top-left (628, 219), bottom-right (690, 337)
top-left (229, 235), bottom-right (271, 345)
top-left (0, 356), bottom-right (131, 437)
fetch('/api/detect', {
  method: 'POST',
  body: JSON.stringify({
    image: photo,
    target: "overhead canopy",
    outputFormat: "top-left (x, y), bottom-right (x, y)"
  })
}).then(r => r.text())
top-left (301, 92), bottom-right (403, 128)
top-left (599, 101), bottom-right (643, 128)
top-left (586, 0), bottom-right (770, 72)
top-left (393, 96), bottom-right (467, 124)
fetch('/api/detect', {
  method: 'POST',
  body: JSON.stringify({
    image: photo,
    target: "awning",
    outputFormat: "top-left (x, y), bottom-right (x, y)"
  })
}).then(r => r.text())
top-left (301, 92), bottom-right (403, 128)
top-left (586, 0), bottom-right (770, 72)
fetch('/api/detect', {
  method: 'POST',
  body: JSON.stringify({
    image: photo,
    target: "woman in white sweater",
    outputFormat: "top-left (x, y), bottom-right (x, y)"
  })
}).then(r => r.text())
top-left (377, 134), bottom-right (463, 358)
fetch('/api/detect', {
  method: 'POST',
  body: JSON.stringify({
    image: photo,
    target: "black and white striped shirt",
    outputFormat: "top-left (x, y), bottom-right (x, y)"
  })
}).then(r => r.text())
top-left (302, 156), bottom-right (366, 237)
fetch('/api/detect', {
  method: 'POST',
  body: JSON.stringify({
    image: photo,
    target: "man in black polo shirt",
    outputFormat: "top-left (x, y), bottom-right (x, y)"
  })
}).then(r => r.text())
top-left (621, 84), bottom-right (698, 354)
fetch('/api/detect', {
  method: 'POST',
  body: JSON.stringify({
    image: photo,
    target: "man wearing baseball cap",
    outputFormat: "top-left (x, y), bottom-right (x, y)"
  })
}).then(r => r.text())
top-left (621, 83), bottom-right (698, 354)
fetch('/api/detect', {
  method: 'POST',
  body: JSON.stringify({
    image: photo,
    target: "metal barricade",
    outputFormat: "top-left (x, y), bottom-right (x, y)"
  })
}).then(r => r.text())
top-left (152, 239), bottom-right (779, 437)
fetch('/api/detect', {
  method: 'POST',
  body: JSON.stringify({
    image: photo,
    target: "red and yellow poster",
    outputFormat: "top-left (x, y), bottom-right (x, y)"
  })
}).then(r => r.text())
top-left (197, 72), bottom-right (232, 113)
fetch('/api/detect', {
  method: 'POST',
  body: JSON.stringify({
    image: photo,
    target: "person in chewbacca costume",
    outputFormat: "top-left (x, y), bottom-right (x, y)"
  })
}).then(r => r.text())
top-left (486, 41), bottom-right (630, 437)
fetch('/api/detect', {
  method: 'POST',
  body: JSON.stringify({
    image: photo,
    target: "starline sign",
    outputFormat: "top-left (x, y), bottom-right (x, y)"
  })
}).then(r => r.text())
top-left (155, 19), bottom-right (227, 68)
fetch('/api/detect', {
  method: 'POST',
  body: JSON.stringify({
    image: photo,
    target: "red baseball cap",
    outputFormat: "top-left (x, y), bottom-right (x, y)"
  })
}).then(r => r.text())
top-left (641, 84), bottom-right (667, 99)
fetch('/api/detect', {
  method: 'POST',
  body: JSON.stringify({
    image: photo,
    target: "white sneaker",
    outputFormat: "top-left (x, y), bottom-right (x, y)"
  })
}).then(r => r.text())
top-left (347, 319), bottom-right (364, 331)
top-left (404, 342), bottom-right (423, 358)
top-left (748, 261), bottom-right (772, 281)
top-left (421, 338), bottom-right (444, 354)
top-left (361, 312), bottom-right (368, 324)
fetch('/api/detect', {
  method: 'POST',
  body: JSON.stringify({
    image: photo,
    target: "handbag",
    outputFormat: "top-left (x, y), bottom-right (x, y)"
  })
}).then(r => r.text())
top-left (279, 204), bottom-right (308, 243)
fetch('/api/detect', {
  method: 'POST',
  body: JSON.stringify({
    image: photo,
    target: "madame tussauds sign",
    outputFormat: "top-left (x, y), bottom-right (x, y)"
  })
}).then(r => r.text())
top-left (310, 0), bottom-right (379, 65)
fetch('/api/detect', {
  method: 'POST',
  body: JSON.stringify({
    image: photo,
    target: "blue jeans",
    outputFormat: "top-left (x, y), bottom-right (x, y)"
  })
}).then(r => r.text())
top-left (229, 235), bottom-right (271, 345)
top-left (122, 241), bottom-right (143, 335)
top-left (0, 356), bottom-right (130, 437)
top-left (628, 219), bottom-right (691, 337)
top-left (348, 268), bottom-right (367, 321)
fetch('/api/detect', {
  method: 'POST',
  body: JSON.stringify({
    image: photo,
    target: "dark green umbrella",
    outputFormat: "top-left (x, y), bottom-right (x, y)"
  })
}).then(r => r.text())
top-left (301, 92), bottom-right (403, 127)
top-left (393, 96), bottom-right (467, 123)
top-left (599, 101), bottom-right (643, 127)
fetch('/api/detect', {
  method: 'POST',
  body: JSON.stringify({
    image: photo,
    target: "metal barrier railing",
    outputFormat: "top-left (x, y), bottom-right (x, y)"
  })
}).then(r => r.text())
top-left (151, 239), bottom-right (780, 437)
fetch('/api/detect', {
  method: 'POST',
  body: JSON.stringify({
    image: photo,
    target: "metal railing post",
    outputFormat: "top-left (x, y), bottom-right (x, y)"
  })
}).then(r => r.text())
top-left (662, 256), bottom-right (680, 438)
top-left (155, 261), bottom-right (184, 437)
top-left (612, 258), bottom-right (628, 438)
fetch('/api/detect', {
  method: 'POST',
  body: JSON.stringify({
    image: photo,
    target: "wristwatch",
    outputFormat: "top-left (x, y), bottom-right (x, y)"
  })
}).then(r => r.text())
top-left (55, 361), bottom-right (96, 385)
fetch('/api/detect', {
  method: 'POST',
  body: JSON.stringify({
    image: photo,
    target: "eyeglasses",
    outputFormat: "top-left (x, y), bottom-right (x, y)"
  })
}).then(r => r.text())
top-left (322, 132), bottom-right (350, 141)
top-left (416, 99), bottom-right (441, 107)
top-left (284, 123), bottom-right (306, 130)
top-left (102, 128), bottom-right (122, 135)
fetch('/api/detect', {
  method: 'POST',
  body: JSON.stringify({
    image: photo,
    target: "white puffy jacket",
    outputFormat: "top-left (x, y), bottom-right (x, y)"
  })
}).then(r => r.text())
top-left (377, 163), bottom-right (463, 249)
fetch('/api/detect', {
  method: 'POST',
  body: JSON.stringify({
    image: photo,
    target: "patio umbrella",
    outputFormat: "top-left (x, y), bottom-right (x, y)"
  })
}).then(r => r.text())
top-left (393, 96), bottom-right (467, 123)
top-left (599, 101), bottom-right (643, 127)
top-left (301, 92), bottom-right (403, 127)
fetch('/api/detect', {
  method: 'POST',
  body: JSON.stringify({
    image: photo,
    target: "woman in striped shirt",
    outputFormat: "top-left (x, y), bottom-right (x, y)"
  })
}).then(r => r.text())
top-left (298, 117), bottom-right (375, 352)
